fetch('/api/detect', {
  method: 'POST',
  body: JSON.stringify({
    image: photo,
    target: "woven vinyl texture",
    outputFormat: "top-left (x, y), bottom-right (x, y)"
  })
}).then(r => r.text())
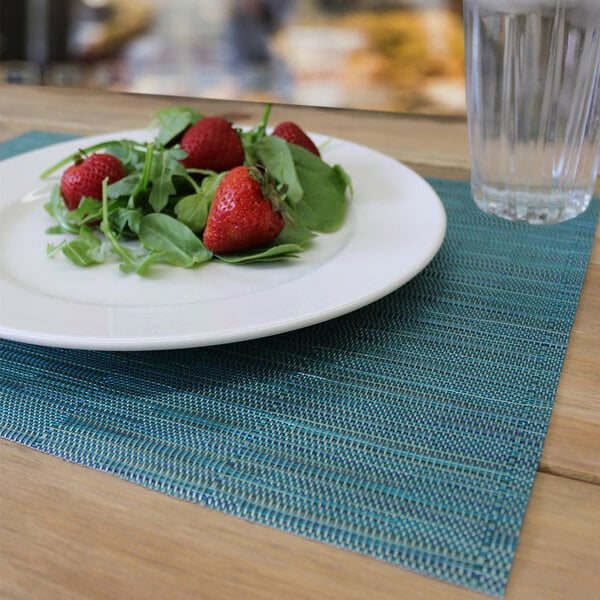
top-left (1, 132), bottom-right (599, 597)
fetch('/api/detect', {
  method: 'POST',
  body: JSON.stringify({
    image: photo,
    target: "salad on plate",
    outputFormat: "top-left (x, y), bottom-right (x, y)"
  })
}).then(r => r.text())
top-left (41, 105), bottom-right (353, 276)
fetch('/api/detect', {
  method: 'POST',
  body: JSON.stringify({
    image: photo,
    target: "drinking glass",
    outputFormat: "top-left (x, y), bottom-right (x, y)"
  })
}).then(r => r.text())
top-left (463, 0), bottom-right (600, 224)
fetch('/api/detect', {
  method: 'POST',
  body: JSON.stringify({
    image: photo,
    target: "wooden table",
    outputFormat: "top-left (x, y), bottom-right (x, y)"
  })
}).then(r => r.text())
top-left (1, 85), bottom-right (598, 600)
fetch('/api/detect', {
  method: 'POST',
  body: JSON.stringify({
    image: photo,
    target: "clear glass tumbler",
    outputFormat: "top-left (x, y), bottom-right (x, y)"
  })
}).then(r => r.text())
top-left (463, 0), bottom-right (600, 224)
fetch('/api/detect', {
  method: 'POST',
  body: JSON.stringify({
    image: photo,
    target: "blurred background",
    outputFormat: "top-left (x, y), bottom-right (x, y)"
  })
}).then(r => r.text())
top-left (0, 0), bottom-right (465, 115)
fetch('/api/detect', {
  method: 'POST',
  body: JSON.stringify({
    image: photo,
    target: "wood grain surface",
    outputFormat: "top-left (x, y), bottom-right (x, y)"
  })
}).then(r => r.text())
top-left (0, 84), bottom-right (598, 600)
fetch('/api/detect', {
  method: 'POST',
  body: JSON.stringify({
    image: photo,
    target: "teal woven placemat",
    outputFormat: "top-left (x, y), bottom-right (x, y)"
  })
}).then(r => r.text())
top-left (1, 132), bottom-right (598, 598)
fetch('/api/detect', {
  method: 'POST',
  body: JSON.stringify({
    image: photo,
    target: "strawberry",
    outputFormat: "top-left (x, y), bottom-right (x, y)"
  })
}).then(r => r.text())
top-left (203, 166), bottom-right (285, 254)
top-left (60, 152), bottom-right (126, 211)
top-left (180, 116), bottom-right (245, 172)
top-left (272, 122), bottom-right (320, 157)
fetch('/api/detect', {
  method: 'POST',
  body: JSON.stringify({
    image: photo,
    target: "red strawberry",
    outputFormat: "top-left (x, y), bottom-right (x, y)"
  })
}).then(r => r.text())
top-left (60, 153), bottom-right (126, 211)
top-left (180, 116), bottom-right (245, 172)
top-left (272, 122), bottom-right (320, 157)
top-left (203, 166), bottom-right (285, 254)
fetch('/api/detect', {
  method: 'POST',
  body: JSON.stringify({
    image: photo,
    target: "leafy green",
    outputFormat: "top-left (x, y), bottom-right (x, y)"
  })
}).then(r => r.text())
top-left (240, 103), bottom-right (272, 163)
top-left (102, 141), bottom-right (146, 171)
top-left (254, 138), bottom-right (350, 233)
top-left (99, 180), bottom-right (153, 274)
top-left (138, 213), bottom-right (212, 268)
top-left (148, 146), bottom-right (188, 213)
top-left (44, 184), bottom-right (80, 234)
top-left (254, 136), bottom-right (303, 205)
top-left (66, 196), bottom-right (103, 225)
top-left (153, 106), bottom-right (202, 146)
top-left (275, 219), bottom-right (316, 247)
top-left (40, 139), bottom-right (146, 179)
top-left (215, 244), bottom-right (304, 264)
top-left (288, 144), bottom-right (349, 233)
top-left (174, 172), bottom-right (224, 232)
top-left (111, 205), bottom-right (145, 236)
top-left (47, 227), bottom-right (106, 267)
top-left (106, 173), bottom-right (141, 199)
top-left (42, 103), bottom-right (353, 276)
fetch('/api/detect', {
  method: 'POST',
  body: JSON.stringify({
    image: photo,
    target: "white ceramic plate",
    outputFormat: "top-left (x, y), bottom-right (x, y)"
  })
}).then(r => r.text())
top-left (0, 129), bottom-right (446, 351)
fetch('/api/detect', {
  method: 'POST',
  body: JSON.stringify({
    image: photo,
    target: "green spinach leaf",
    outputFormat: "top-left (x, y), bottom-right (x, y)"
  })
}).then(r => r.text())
top-left (289, 145), bottom-right (349, 233)
top-left (139, 213), bottom-right (212, 268)
top-left (215, 243), bottom-right (304, 264)
top-left (174, 172), bottom-right (224, 232)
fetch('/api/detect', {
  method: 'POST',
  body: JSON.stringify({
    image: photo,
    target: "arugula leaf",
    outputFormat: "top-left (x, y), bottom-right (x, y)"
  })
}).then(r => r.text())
top-left (47, 227), bottom-right (106, 267)
top-left (111, 206), bottom-right (145, 236)
top-left (119, 252), bottom-right (165, 276)
top-left (66, 196), bottom-right (102, 225)
top-left (106, 172), bottom-right (142, 199)
top-left (174, 172), bottom-right (224, 232)
top-left (99, 179), bottom-right (155, 273)
top-left (102, 141), bottom-right (146, 172)
top-left (44, 184), bottom-right (80, 234)
top-left (153, 107), bottom-right (202, 146)
top-left (139, 213), bottom-right (212, 268)
top-left (148, 147), bottom-right (189, 213)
